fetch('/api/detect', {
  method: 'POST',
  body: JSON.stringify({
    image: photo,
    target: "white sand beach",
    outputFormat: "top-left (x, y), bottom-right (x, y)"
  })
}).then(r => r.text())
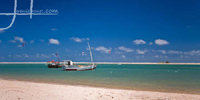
top-left (0, 79), bottom-right (200, 100)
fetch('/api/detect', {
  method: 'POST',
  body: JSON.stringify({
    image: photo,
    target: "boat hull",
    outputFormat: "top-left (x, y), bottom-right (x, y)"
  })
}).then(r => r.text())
top-left (62, 64), bottom-right (95, 71)
top-left (48, 64), bottom-right (62, 68)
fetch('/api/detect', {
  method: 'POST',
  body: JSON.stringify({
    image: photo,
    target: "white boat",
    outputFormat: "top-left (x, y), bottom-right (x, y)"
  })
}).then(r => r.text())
top-left (62, 60), bottom-right (95, 71)
top-left (62, 42), bottom-right (96, 71)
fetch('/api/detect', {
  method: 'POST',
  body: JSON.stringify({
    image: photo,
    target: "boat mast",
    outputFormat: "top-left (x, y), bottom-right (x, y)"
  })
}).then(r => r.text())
top-left (87, 42), bottom-right (93, 63)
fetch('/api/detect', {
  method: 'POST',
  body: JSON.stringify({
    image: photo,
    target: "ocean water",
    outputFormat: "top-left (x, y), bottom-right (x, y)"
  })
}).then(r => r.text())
top-left (0, 64), bottom-right (200, 94)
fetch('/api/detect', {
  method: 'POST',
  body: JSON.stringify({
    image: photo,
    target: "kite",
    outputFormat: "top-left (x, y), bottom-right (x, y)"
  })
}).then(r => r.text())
top-left (82, 52), bottom-right (85, 56)
top-left (22, 43), bottom-right (26, 47)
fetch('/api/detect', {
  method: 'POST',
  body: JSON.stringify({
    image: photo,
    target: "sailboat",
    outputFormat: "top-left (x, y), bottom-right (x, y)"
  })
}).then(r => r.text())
top-left (62, 42), bottom-right (96, 71)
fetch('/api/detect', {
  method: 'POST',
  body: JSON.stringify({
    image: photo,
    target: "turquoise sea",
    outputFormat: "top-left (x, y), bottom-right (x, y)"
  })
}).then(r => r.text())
top-left (0, 64), bottom-right (200, 94)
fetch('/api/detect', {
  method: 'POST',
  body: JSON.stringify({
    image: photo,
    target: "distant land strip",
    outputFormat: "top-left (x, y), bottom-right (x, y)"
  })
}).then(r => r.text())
top-left (0, 62), bottom-right (200, 65)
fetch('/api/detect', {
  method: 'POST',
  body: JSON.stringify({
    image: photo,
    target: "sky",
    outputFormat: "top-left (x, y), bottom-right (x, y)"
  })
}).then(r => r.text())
top-left (0, 0), bottom-right (200, 62)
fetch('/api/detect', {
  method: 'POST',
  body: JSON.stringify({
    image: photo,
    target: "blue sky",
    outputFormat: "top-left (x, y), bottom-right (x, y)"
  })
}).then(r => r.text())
top-left (0, 0), bottom-right (200, 62)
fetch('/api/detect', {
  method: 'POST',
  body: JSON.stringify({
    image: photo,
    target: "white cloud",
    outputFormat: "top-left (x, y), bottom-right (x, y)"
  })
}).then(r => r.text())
top-left (18, 45), bottom-right (23, 48)
top-left (9, 40), bottom-right (17, 43)
top-left (155, 39), bottom-right (169, 46)
top-left (12, 54), bottom-right (52, 59)
top-left (36, 53), bottom-right (50, 58)
top-left (49, 38), bottom-right (60, 45)
top-left (136, 49), bottom-right (148, 54)
top-left (168, 50), bottom-right (183, 54)
top-left (22, 54), bottom-right (29, 58)
top-left (153, 50), bottom-right (184, 55)
top-left (158, 50), bottom-right (167, 54)
top-left (9, 36), bottom-right (24, 43)
top-left (0, 30), bottom-right (5, 34)
top-left (154, 55), bottom-right (167, 58)
top-left (51, 28), bottom-right (57, 31)
top-left (94, 46), bottom-right (111, 54)
top-left (135, 55), bottom-right (144, 59)
top-left (121, 55), bottom-right (126, 58)
top-left (14, 54), bottom-right (29, 58)
top-left (14, 36), bottom-right (24, 43)
top-left (86, 38), bottom-right (90, 41)
top-left (30, 40), bottom-right (34, 44)
top-left (152, 50), bottom-right (184, 55)
top-left (118, 46), bottom-right (134, 52)
top-left (133, 39), bottom-right (146, 45)
top-left (41, 54), bottom-right (49, 58)
top-left (180, 55), bottom-right (190, 58)
top-left (149, 42), bottom-right (153, 45)
top-left (70, 37), bottom-right (89, 42)
top-left (184, 50), bottom-right (200, 56)
top-left (154, 55), bottom-right (159, 58)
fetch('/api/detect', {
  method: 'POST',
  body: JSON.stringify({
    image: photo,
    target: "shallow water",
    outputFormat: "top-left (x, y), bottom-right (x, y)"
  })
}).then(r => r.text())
top-left (0, 64), bottom-right (200, 94)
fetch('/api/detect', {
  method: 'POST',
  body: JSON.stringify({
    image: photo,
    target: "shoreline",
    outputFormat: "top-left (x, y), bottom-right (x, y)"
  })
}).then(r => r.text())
top-left (1, 77), bottom-right (200, 95)
top-left (1, 62), bottom-right (200, 65)
top-left (0, 79), bottom-right (200, 100)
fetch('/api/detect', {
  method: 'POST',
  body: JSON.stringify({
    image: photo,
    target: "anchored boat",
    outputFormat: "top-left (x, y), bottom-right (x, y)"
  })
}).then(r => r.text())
top-left (62, 42), bottom-right (96, 71)
top-left (47, 52), bottom-right (62, 68)
top-left (47, 60), bottom-right (62, 68)
top-left (62, 60), bottom-right (95, 71)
